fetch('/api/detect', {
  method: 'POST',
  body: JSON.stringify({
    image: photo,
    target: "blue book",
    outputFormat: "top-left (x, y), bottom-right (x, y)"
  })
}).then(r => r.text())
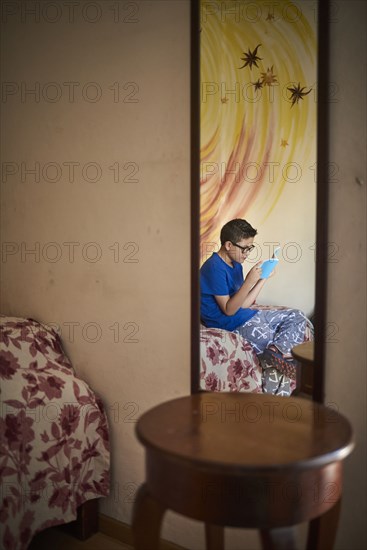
top-left (260, 247), bottom-right (280, 279)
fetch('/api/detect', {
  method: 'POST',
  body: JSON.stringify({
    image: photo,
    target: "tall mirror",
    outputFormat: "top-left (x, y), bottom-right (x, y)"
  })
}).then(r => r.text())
top-left (191, 0), bottom-right (329, 401)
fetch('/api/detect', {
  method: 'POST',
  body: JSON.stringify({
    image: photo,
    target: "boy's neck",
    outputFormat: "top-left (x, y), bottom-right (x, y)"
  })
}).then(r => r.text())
top-left (217, 246), bottom-right (233, 267)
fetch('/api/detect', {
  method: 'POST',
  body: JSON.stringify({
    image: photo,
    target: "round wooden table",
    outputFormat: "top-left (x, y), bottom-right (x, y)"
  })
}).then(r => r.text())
top-left (132, 393), bottom-right (354, 550)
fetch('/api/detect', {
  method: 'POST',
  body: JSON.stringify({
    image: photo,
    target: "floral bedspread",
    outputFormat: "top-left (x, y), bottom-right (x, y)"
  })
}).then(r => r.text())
top-left (200, 328), bottom-right (263, 393)
top-left (0, 316), bottom-right (110, 550)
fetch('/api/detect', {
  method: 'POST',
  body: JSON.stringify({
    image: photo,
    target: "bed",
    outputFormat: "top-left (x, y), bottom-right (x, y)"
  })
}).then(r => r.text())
top-left (200, 305), bottom-right (314, 396)
top-left (0, 315), bottom-right (110, 550)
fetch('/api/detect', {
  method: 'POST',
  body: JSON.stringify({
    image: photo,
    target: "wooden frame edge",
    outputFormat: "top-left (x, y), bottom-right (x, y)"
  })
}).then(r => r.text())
top-left (314, 0), bottom-right (330, 404)
top-left (190, 0), bottom-right (201, 394)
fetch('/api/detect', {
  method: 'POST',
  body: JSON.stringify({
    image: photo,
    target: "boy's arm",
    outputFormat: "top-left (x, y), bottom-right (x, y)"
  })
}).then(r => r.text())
top-left (215, 262), bottom-right (266, 316)
top-left (241, 278), bottom-right (267, 307)
top-left (244, 265), bottom-right (277, 306)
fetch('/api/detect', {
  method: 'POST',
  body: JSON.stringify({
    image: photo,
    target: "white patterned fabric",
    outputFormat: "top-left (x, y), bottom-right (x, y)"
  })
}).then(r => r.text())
top-left (200, 328), bottom-right (263, 393)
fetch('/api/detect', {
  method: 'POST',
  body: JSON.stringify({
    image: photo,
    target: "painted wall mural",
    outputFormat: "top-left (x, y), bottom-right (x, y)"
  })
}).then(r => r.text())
top-left (200, 0), bottom-right (317, 267)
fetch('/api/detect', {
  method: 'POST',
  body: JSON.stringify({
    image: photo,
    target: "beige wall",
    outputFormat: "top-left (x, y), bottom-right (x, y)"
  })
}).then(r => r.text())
top-left (325, 1), bottom-right (367, 549)
top-left (1, 1), bottom-right (366, 549)
top-left (1, 1), bottom-right (199, 548)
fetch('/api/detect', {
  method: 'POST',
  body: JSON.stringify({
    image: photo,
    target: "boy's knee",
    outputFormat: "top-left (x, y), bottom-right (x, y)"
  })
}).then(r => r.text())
top-left (293, 308), bottom-right (307, 319)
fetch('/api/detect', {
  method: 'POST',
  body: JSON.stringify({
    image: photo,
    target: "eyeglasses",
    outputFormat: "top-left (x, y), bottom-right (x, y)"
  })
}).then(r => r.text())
top-left (230, 242), bottom-right (256, 254)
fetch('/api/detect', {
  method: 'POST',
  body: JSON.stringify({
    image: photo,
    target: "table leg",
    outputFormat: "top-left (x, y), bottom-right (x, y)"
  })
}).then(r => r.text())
top-left (132, 483), bottom-right (166, 550)
top-left (260, 527), bottom-right (298, 550)
top-left (306, 499), bottom-right (341, 550)
top-left (205, 523), bottom-right (225, 550)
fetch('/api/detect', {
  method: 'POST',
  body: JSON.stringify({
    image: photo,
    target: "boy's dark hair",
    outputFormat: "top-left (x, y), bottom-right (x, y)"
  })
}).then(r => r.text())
top-left (220, 219), bottom-right (257, 245)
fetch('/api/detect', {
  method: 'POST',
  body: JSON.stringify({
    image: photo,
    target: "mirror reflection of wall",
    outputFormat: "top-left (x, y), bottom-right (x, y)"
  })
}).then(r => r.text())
top-left (200, 0), bottom-right (317, 315)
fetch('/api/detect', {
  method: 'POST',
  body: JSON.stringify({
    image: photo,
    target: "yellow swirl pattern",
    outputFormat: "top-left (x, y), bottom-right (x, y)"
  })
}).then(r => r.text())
top-left (200, 0), bottom-right (317, 262)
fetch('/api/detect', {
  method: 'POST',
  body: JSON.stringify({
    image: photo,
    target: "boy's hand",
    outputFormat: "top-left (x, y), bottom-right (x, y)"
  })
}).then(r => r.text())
top-left (268, 267), bottom-right (277, 278)
top-left (245, 261), bottom-right (263, 286)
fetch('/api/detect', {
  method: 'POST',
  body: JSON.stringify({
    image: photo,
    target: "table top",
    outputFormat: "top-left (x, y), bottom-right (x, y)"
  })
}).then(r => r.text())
top-left (136, 393), bottom-right (354, 472)
top-left (292, 341), bottom-right (315, 365)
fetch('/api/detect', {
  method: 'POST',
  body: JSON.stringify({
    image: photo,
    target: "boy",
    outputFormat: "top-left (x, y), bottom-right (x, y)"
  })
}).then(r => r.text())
top-left (200, 219), bottom-right (311, 376)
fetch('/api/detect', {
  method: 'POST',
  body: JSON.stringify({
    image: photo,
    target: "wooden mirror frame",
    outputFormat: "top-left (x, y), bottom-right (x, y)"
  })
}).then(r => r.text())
top-left (190, 0), bottom-right (330, 404)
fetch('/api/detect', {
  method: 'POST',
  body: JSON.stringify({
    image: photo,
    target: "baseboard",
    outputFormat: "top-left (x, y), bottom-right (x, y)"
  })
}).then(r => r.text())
top-left (99, 513), bottom-right (187, 550)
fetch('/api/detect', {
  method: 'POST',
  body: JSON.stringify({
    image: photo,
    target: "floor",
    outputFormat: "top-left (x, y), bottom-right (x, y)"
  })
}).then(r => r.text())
top-left (28, 527), bottom-right (133, 550)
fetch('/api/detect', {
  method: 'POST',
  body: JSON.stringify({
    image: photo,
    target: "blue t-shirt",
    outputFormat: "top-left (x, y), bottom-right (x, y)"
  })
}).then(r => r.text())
top-left (200, 253), bottom-right (258, 330)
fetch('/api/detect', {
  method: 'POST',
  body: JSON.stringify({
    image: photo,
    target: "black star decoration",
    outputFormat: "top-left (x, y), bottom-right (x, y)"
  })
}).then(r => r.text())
top-left (239, 44), bottom-right (262, 70)
top-left (287, 83), bottom-right (312, 107)
top-left (252, 79), bottom-right (263, 90)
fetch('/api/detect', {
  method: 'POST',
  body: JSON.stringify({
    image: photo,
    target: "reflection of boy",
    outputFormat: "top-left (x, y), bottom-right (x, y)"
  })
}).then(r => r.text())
top-left (200, 219), bottom-right (311, 374)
